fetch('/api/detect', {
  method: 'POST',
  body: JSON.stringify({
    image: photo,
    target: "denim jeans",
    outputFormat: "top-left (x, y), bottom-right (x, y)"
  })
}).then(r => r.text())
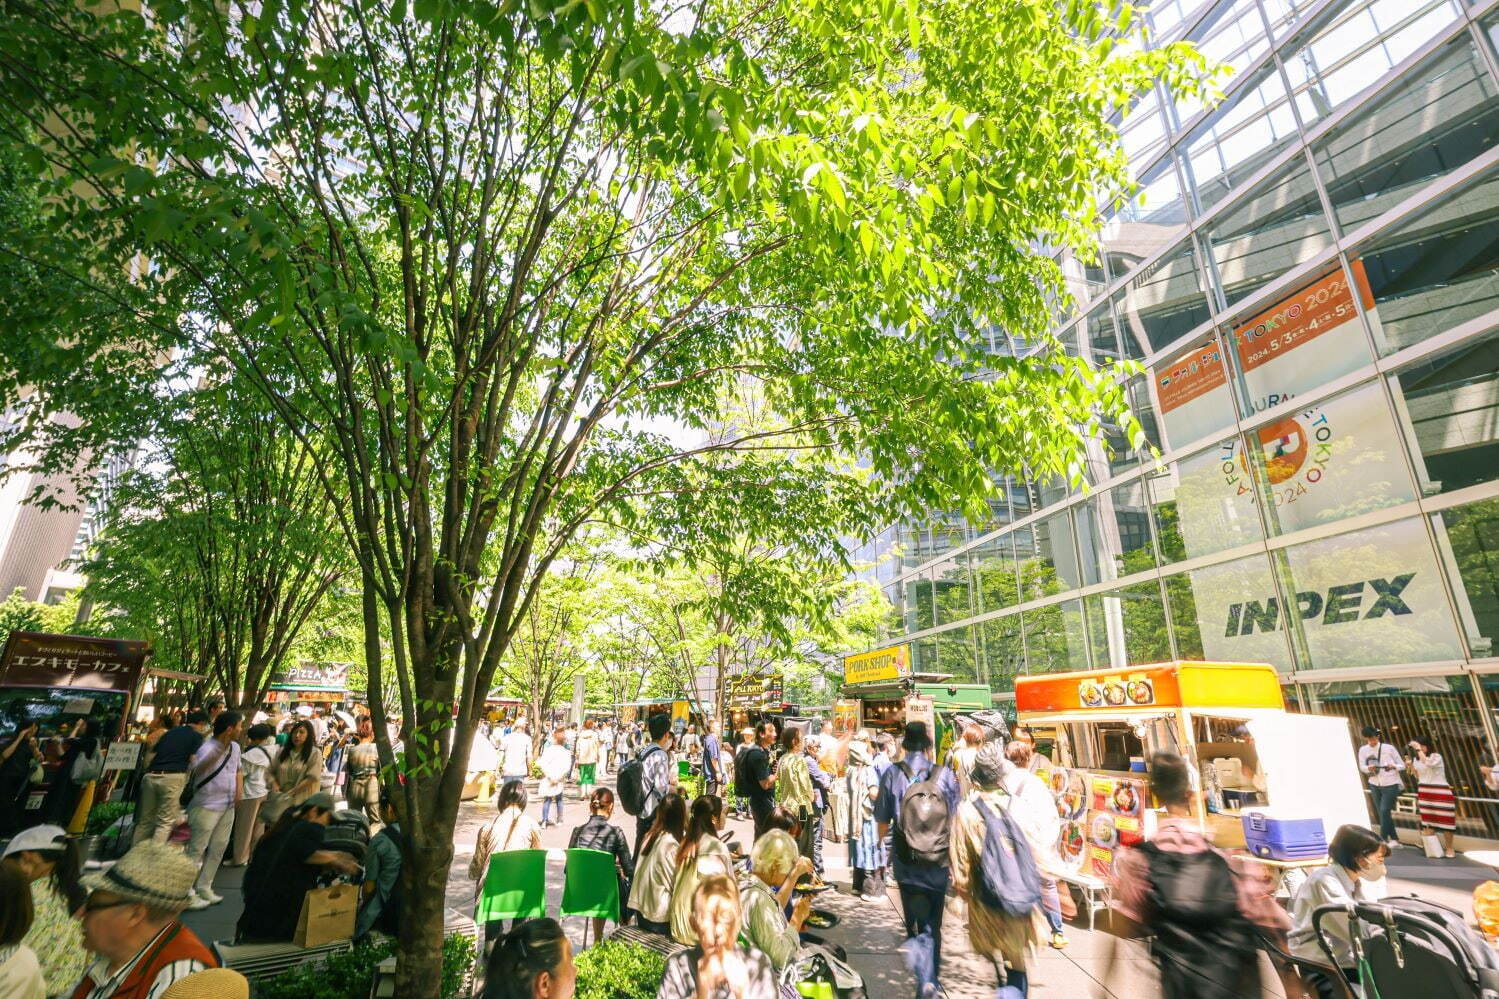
top-left (996, 965), bottom-right (1028, 998)
top-left (541, 793), bottom-right (563, 826)
top-left (1039, 878), bottom-right (1064, 933)
top-left (1371, 783), bottom-right (1400, 840)
top-left (897, 882), bottom-right (946, 997)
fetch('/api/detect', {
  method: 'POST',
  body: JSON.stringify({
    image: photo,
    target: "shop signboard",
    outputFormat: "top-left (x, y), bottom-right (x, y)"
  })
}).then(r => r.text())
top-left (268, 660), bottom-right (351, 693)
top-left (842, 644), bottom-right (911, 686)
top-left (727, 671), bottom-right (784, 708)
top-left (0, 632), bottom-right (151, 692)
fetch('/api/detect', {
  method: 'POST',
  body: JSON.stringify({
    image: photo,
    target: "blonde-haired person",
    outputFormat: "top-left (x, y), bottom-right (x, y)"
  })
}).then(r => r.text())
top-left (657, 874), bottom-right (776, 999)
top-left (949, 724), bottom-right (984, 800)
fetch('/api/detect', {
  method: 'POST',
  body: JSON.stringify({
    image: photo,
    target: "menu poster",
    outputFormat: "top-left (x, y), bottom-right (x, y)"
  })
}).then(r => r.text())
top-left (1051, 768), bottom-right (1087, 821)
top-left (1053, 772), bottom-right (1149, 878)
top-left (1060, 820), bottom-right (1087, 874)
top-left (1089, 845), bottom-right (1115, 879)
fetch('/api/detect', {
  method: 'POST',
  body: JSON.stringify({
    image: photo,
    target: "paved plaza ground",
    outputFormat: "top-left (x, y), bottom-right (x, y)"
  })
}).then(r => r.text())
top-left (173, 771), bottom-right (1496, 997)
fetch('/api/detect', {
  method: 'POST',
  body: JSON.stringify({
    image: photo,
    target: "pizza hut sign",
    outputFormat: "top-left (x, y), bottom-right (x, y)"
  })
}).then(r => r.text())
top-left (0, 632), bottom-right (151, 691)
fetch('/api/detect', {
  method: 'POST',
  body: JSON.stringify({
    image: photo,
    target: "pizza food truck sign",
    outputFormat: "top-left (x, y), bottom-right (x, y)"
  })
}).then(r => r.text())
top-left (843, 645), bottom-right (911, 685)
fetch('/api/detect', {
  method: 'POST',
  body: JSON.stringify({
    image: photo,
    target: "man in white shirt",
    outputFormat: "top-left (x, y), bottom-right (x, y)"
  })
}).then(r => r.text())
top-left (1358, 725), bottom-right (1404, 846)
top-left (501, 718), bottom-right (533, 786)
top-left (183, 711), bottom-right (244, 908)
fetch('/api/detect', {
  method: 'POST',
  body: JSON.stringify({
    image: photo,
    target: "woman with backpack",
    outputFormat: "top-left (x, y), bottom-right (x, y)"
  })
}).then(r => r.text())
top-left (947, 746), bottom-right (1038, 998)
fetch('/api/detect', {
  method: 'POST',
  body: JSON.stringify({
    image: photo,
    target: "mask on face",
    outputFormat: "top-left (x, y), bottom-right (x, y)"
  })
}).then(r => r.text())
top-left (1359, 857), bottom-right (1387, 882)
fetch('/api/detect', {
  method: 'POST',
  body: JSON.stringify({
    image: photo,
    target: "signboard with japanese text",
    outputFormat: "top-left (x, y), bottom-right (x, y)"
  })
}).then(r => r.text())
top-left (0, 632), bottom-right (151, 692)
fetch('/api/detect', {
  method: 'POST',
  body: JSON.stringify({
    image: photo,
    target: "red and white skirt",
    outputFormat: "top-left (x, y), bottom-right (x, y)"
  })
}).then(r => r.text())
top-left (1418, 783), bottom-right (1457, 831)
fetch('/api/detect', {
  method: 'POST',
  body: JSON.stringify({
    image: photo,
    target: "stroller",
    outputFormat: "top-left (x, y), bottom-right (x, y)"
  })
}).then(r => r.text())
top-left (1313, 896), bottom-right (1499, 998)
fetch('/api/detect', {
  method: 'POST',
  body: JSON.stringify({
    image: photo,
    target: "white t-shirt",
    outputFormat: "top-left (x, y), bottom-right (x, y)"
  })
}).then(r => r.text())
top-left (501, 731), bottom-right (532, 777)
top-left (1412, 752), bottom-right (1448, 786)
top-left (1358, 742), bottom-right (1404, 787)
top-left (241, 743), bottom-right (274, 800)
top-left (0, 944), bottom-right (45, 999)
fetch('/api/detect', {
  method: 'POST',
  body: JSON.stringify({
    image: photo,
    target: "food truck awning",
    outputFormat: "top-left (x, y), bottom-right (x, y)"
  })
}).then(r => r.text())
top-left (146, 667), bottom-right (207, 683)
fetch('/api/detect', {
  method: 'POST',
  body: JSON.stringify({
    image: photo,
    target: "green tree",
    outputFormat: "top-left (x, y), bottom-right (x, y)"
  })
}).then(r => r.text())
top-left (1, 2), bottom-right (1206, 987)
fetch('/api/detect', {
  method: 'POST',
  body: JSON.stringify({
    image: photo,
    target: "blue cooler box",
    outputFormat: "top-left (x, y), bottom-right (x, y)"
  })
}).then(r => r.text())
top-left (1241, 811), bottom-right (1327, 861)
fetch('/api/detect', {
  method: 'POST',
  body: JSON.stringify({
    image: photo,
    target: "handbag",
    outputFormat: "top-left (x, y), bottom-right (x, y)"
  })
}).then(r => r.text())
top-left (180, 744), bottom-right (234, 809)
top-left (1422, 833), bottom-right (1445, 859)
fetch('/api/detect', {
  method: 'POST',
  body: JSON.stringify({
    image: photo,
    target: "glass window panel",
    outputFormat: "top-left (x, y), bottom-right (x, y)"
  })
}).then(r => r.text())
top-left (1172, 0), bottom-right (1274, 126)
top-left (1170, 552), bottom-right (1294, 669)
top-left (1300, 675), bottom-right (1498, 839)
top-left (1016, 511), bottom-right (1084, 600)
top-left (1148, 0), bottom-right (1216, 44)
top-left (1228, 264), bottom-right (1375, 411)
top-left (1078, 480), bottom-right (1157, 584)
top-left (1391, 329), bottom-right (1499, 496)
top-left (1184, 64), bottom-right (1298, 213)
top-left (898, 521), bottom-right (929, 569)
top-left (1283, 517), bottom-right (1464, 667)
top-left (1488, 12), bottom-right (1499, 59)
top-left (979, 615), bottom-right (1026, 691)
top-left (1207, 158), bottom-right (1334, 308)
top-left (1261, 0), bottom-right (1327, 40)
top-left (1060, 249), bottom-right (1108, 318)
top-left (1434, 497), bottom-right (1499, 659)
top-left (1148, 435), bottom-right (1268, 561)
top-left (905, 570), bottom-right (934, 632)
top-left (1149, 336), bottom-right (1236, 453)
top-left (912, 635), bottom-right (939, 673)
top-left (1354, 171), bottom-right (1499, 356)
top-left (1101, 157), bottom-right (1191, 285)
top-left (1009, 477), bottom-right (1034, 520)
top-left (932, 555), bottom-right (973, 627)
top-left (1021, 599), bottom-right (1090, 673)
top-left (972, 534), bottom-right (1021, 613)
top-left (1119, 239), bottom-right (1213, 355)
top-left (1101, 377), bottom-right (1163, 477)
top-left (1313, 36), bottom-right (1499, 234)
top-left (1086, 582), bottom-right (1173, 669)
top-left (1086, 299), bottom-right (1147, 366)
top-left (1120, 93), bottom-right (1169, 165)
top-left (1284, 0), bottom-right (1462, 129)
top-left (1243, 381), bottom-right (1417, 537)
top-left (932, 625), bottom-right (979, 683)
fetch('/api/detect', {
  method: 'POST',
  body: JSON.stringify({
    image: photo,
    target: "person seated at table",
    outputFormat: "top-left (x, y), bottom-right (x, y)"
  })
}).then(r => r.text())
top-left (658, 874), bottom-right (777, 999)
top-left (629, 791), bottom-right (687, 935)
top-left (236, 793), bottom-right (360, 943)
top-left (738, 830), bottom-right (816, 975)
top-left (569, 787), bottom-right (635, 942)
top-left (481, 917), bottom-right (577, 999)
top-left (668, 795), bottom-right (734, 946)
top-left (1288, 824), bottom-right (1389, 999)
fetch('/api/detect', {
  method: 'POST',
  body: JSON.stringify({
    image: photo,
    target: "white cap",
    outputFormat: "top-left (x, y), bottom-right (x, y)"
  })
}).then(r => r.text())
top-left (1, 824), bottom-right (69, 860)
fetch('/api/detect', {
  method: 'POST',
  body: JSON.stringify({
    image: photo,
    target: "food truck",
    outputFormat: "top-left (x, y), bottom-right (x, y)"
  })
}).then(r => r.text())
top-left (1015, 660), bottom-right (1367, 881)
top-left (837, 644), bottom-right (992, 760)
top-left (0, 631), bottom-right (156, 828)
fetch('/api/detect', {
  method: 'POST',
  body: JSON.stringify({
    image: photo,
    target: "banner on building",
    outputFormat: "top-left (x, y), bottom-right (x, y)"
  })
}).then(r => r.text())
top-left (268, 661), bottom-right (351, 692)
top-left (0, 632), bottom-right (151, 692)
top-left (843, 645), bottom-right (911, 685)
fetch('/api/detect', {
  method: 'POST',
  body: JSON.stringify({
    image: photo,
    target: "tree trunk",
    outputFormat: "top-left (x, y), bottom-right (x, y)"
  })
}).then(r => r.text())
top-left (394, 800), bottom-right (455, 996)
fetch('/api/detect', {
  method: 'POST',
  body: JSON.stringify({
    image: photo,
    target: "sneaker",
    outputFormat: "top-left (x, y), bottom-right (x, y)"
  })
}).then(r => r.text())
top-left (198, 888), bottom-right (224, 905)
top-left (185, 891), bottom-right (213, 910)
top-left (860, 892), bottom-right (882, 902)
top-left (1049, 930), bottom-right (1068, 950)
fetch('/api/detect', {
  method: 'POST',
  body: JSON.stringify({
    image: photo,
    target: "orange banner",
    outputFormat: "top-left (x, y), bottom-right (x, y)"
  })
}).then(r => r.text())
top-left (1232, 260), bottom-right (1375, 374)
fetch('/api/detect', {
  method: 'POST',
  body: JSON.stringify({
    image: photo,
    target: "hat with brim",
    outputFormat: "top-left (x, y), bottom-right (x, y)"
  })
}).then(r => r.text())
top-left (161, 969), bottom-right (250, 999)
top-left (848, 742), bottom-right (870, 765)
top-left (81, 840), bottom-right (198, 911)
top-left (1, 824), bottom-right (68, 860)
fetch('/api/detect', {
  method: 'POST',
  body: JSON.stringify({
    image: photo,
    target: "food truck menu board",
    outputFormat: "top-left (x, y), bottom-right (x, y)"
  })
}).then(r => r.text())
top-left (1049, 767), bottom-right (1148, 879)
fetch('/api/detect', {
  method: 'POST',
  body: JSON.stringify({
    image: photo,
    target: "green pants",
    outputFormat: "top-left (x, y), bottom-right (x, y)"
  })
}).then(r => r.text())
top-left (578, 762), bottom-right (597, 787)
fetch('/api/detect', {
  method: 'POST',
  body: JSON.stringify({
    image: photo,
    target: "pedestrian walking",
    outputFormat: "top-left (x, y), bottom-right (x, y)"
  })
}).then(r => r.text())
top-left (343, 719), bottom-right (382, 825)
top-left (500, 719), bottom-right (532, 787)
top-left (229, 724), bottom-right (275, 867)
top-left (1358, 725), bottom-right (1404, 847)
top-left (846, 741), bottom-right (885, 900)
top-left (1108, 751), bottom-right (1286, 999)
top-left (948, 746), bottom-right (1038, 998)
top-left (805, 736), bottom-right (833, 876)
top-left (776, 728), bottom-right (815, 863)
top-left (1002, 741), bottom-right (1067, 950)
top-left (537, 728), bottom-right (571, 828)
top-left (132, 711), bottom-right (210, 846)
top-left (947, 724), bottom-right (983, 801)
top-left (574, 720), bottom-right (601, 798)
top-left (701, 719), bottom-right (722, 800)
top-left (1407, 736), bottom-right (1456, 857)
top-left (874, 721), bottom-right (958, 999)
top-left (623, 713), bottom-right (676, 860)
top-left (183, 711), bottom-right (244, 909)
top-left (740, 722), bottom-right (777, 839)
top-left (259, 720), bottom-right (324, 827)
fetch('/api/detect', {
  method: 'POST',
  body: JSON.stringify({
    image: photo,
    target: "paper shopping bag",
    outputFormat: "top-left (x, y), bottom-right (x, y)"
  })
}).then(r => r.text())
top-left (294, 884), bottom-right (357, 948)
top-left (1422, 833), bottom-right (1444, 859)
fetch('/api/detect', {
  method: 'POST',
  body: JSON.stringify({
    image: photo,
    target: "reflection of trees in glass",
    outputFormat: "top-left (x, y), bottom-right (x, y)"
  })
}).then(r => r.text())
top-left (980, 618), bottom-right (1025, 689)
top-left (933, 559), bottom-right (973, 626)
top-left (934, 627), bottom-right (979, 683)
top-left (972, 545), bottom-right (1022, 613)
top-left (908, 577), bottom-right (935, 630)
top-left (1165, 575), bottom-right (1206, 659)
top-left (1152, 499), bottom-right (1187, 563)
top-left (1441, 498), bottom-right (1499, 653)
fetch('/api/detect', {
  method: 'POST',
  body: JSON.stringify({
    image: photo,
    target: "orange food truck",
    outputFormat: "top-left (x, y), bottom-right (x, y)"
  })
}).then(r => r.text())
top-left (1015, 661), bottom-right (1367, 895)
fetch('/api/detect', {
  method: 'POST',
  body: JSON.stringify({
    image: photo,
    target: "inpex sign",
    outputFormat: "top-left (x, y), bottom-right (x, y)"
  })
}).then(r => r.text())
top-left (1225, 574), bottom-right (1414, 636)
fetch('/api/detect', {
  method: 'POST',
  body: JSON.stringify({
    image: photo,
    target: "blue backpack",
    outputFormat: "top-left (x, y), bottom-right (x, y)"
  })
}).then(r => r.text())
top-left (971, 795), bottom-right (1042, 917)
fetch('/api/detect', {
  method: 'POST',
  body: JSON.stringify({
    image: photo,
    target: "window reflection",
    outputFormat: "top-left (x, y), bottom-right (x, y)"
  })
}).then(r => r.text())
top-left (1077, 480), bottom-right (1157, 584)
top-left (1119, 239), bottom-right (1213, 355)
top-left (1184, 64), bottom-right (1299, 213)
top-left (932, 625), bottom-right (979, 683)
top-left (1086, 583), bottom-right (1172, 669)
top-left (1017, 511), bottom-right (1084, 599)
top-left (1391, 331), bottom-right (1499, 495)
top-left (972, 534), bottom-right (1021, 614)
top-left (1147, 435), bottom-right (1267, 561)
top-left (1313, 36), bottom-right (1498, 234)
top-left (1022, 599), bottom-right (1090, 673)
top-left (1170, 552), bottom-right (1293, 669)
top-left (1206, 157), bottom-right (1333, 307)
top-left (931, 555), bottom-right (973, 626)
top-left (1101, 156), bottom-right (1190, 284)
top-left (979, 616), bottom-right (1026, 690)
top-left (1283, 0), bottom-right (1460, 128)
top-left (1357, 171), bottom-right (1499, 356)
top-left (1434, 498), bottom-right (1499, 658)
top-left (1171, 0), bottom-right (1274, 127)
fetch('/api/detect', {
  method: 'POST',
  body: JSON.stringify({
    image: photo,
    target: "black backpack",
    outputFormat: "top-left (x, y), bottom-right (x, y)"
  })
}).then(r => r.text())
top-left (617, 745), bottom-right (663, 817)
top-left (892, 761), bottom-right (950, 866)
top-left (971, 796), bottom-right (1041, 917)
top-left (1138, 842), bottom-right (1259, 998)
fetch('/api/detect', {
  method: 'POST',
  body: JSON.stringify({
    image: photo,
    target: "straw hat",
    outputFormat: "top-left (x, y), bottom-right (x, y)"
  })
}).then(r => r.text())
top-left (80, 840), bottom-right (198, 911)
top-left (160, 969), bottom-right (249, 999)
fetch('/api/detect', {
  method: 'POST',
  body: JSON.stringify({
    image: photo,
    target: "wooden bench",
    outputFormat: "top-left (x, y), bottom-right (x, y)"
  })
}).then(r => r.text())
top-left (1057, 871), bottom-right (1112, 931)
top-left (608, 923), bottom-right (687, 959)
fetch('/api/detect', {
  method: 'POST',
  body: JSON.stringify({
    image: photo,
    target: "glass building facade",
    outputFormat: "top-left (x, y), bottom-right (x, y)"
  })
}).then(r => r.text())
top-left (855, 0), bottom-right (1499, 840)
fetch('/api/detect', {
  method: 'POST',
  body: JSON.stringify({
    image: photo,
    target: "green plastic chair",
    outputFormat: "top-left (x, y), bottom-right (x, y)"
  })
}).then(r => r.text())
top-left (678, 760), bottom-right (693, 779)
top-left (559, 848), bottom-right (620, 946)
top-left (476, 849), bottom-right (548, 925)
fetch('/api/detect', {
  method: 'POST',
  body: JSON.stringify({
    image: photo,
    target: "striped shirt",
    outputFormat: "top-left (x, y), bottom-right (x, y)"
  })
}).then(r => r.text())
top-left (76, 926), bottom-right (208, 999)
